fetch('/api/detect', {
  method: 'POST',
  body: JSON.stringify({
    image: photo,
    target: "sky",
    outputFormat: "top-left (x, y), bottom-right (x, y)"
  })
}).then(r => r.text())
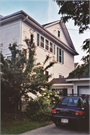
top-left (0, 0), bottom-right (90, 64)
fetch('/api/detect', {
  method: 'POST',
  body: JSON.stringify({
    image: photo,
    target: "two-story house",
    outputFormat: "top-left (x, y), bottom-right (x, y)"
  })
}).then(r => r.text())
top-left (0, 10), bottom-right (79, 96)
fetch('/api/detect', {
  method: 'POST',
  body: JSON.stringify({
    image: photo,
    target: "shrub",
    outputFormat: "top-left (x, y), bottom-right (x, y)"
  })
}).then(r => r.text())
top-left (42, 90), bottom-right (60, 107)
top-left (26, 97), bottom-right (51, 122)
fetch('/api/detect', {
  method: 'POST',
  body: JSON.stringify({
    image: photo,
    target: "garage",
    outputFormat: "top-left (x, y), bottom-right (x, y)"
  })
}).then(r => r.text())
top-left (78, 86), bottom-right (90, 95)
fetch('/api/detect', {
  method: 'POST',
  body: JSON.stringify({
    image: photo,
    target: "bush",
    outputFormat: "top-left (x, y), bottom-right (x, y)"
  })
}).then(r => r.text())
top-left (42, 90), bottom-right (60, 107)
top-left (1, 112), bottom-right (27, 121)
top-left (26, 97), bottom-right (51, 122)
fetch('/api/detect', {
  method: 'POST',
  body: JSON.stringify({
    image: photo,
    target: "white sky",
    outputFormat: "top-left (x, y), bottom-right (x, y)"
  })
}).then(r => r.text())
top-left (0, 0), bottom-right (90, 64)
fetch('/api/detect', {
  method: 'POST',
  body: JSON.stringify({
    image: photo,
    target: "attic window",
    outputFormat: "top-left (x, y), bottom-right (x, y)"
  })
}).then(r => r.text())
top-left (58, 31), bottom-right (60, 38)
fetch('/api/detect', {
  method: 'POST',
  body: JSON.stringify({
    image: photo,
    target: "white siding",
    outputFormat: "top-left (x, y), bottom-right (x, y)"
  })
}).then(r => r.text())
top-left (45, 23), bottom-right (69, 47)
top-left (0, 19), bottom-right (74, 81)
top-left (0, 20), bottom-right (22, 58)
top-left (22, 22), bottom-right (74, 80)
top-left (73, 81), bottom-right (90, 94)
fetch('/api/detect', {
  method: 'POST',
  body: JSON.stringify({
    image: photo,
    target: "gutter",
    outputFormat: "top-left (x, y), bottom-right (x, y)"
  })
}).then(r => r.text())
top-left (1, 10), bottom-right (78, 55)
top-left (66, 78), bottom-right (90, 82)
top-left (53, 83), bottom-right (74, 87)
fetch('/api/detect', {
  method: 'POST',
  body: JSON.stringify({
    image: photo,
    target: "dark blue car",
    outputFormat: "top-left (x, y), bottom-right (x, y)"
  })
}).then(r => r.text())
top-left (51, 95), bottom-right (89, 128)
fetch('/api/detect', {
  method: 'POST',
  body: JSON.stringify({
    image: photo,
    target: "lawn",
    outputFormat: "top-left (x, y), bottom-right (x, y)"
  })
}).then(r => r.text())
top-left (1, 119), bottom-right (52, 134)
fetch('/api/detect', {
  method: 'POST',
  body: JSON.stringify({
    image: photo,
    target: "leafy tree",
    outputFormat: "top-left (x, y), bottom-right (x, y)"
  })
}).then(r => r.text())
top-left (55, 0), bottom-right (89, 33)
top-left (1, 34), bottom-right (56, 113)
top-left (54, 0), bottom-right (90, 78)
top-left (69, 39), bottom-right (89, 78)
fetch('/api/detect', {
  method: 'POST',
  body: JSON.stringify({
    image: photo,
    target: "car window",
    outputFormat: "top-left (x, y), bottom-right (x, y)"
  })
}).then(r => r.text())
top-left (57, 97), bottom-right (80, 107)
top-left (61, 97), bottom-right (69, 105)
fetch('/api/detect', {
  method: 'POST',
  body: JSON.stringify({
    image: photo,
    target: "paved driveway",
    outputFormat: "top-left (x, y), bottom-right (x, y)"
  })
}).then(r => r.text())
top-left (19, 123), bottom-right (89, 135)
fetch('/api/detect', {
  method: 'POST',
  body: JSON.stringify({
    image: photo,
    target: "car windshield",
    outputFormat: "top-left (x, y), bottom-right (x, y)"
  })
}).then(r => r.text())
top-left (57, 97), bottom-right (80, 107)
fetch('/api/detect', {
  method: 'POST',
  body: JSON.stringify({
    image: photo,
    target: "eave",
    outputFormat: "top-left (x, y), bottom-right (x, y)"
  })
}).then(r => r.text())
top-left (66, 78), bottom-right (90, 82)
top-left (0, 10), bottom-right (78, 56)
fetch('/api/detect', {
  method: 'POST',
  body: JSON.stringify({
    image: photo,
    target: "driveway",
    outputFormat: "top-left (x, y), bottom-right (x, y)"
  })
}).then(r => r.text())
top-left (19, 123), bottom-right (89, 135)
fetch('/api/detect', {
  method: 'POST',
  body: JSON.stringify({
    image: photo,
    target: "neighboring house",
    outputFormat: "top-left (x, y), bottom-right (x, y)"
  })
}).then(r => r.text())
top-left (66, 77), bottom-right (90, 95)
top-left (51, 76), bottom-right (90, 96)
top-left (0, 10), bottom-right (82, 97)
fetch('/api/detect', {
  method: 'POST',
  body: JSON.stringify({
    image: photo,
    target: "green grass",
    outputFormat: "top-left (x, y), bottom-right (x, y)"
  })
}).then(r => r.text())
top-left (1, 119), bottom-right (52, 134)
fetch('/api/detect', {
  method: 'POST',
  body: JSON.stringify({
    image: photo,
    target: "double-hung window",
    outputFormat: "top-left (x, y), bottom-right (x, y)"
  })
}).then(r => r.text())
top-left (45, 39), bottom-right (49, 50)
top-left (57, 47), bottom-right (64, 64)
top-left (41, 36), bottom-right (44, 48)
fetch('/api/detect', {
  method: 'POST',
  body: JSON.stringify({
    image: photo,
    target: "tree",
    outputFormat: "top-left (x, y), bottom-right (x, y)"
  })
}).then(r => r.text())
top-left (68, 39), bottom-right (89, 78)
top-left (55, 0), bottom-right (89, 33)
top-left (55, 0), bottom-right (90, 78)
top-left (1, 34), bottom-right (56, 113)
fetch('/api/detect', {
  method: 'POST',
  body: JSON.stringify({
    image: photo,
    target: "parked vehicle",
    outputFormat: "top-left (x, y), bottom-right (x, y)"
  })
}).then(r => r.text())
top-left (51, 95), bottom-right (89, 128)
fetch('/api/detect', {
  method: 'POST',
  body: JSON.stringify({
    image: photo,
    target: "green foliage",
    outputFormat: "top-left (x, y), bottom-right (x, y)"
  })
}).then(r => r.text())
top-left (69, 39), bottom-right (89, 78)
top-left (55, 0), bottom-right (90, 78)
top-left (69, 63), bottom-right (89, 78)
top-left (1, 34), bottom-right (56, 113)
top-left (26, 97), bottom-right (51, 122)
top-left (2, 112), bottom-right (27, 121)
top-left (81, 39), bottom-right (90, 64)
top-left (42, 90), bottom-right (60, 106)
top-left (55, 0), bottom-right (89, 33)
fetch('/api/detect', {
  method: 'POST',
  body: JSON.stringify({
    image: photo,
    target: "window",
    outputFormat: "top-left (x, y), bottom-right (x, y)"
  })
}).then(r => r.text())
top-left (50, 42), bottom-right (53, 52)
top-left (57, 47), bottom-right (64, 64)
top-left (60, 97), bottom-right (80, 106)
top-left (40, 36), bottom-right (44, 48)
top-left (37, 33), bottom-right (40, 46)
top-left (7, 56), bottom-right (12, 60)
top-left (58, 31), bottom-right (60, 38)
top-left (45, 39), bottom-right (49, 50)
top-left (59, 75), bottom-right (64, 78)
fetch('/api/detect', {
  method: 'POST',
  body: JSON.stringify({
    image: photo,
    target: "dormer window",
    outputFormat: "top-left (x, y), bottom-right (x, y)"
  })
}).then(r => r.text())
top-left (58, 31), bottom-right (60, 38)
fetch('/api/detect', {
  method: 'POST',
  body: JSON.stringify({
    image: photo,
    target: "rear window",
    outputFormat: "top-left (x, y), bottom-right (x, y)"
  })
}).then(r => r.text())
top-left (57, 97), bottom-right (80, 107)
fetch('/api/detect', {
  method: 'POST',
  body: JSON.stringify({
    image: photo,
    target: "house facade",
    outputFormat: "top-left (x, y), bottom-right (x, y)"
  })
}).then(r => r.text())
top-left (0, 10), bottom-right (80, 96)
top-left (51, 77), bottom-right (90, 96)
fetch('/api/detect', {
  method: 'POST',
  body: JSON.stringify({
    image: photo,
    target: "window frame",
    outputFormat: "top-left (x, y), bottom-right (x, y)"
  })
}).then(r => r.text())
top-left (40, 36), bottom-right (44, 48)
top-left (57, 46), bottom-right (64, 64)
top-left (50, 42), bottom-right (53, 53)
top-left (45, 39), bottom-right (49, 50)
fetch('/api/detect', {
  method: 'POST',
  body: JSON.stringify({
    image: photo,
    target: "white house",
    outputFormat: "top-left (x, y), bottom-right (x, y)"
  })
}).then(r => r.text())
top-left (1, 10), bottom-right (86, 96)
top-left (51, 77), bottom-right (90, 96)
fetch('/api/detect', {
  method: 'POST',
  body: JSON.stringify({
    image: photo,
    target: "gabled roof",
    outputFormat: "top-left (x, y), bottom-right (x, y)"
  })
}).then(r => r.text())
top-left (43, 20), bottom-right (76, 52)
top-left (1, 10), bottom-right (78, 55)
